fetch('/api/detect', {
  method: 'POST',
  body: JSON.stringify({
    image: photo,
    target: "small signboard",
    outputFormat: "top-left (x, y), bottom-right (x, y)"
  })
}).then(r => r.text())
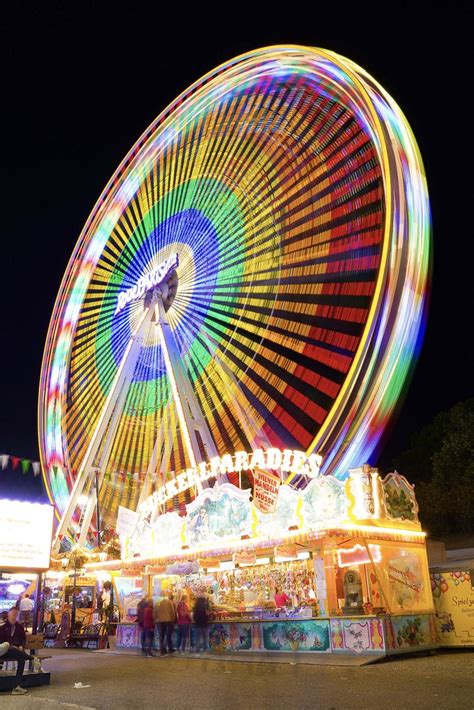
top-left (253, 468), bottom-right (280, 514)
top-left (233, 550), bottom-right (257, 566)
top-left (116, 505), bottom-right (139, 537)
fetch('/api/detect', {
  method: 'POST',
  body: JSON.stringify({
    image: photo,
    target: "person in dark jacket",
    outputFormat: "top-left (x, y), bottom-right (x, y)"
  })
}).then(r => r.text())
top-left (1, 607), bottom-right (26, 648)
top-left (136, 597), bottom-right (148, 656)
top-left (0, 607), bottom-right (41, 694)
top-left (192, 594), bottom-right (209, 652)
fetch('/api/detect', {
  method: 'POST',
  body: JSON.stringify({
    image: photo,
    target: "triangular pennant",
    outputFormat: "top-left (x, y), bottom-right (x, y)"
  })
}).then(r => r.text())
top-left (0, 454), bottom-right (9, 470)
top-left (21, 459), bottom-right (30, 474)
top-left (32, 461), bottom-right (41, 476)
top-left (52, 465), bottom-right (58, 476)
top-left (11, 456), bottom-right (20, 470)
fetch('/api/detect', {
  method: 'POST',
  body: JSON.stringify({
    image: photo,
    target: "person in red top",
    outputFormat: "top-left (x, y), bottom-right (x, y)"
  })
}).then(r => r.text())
top-left (274, 587), bottom-right (290, 608)
top-left (142, 600), bottom-right (155, 657)
top-left (0, 607), bottom-right (41, 695)
top-left (176, 594), bottom-right (191, 653)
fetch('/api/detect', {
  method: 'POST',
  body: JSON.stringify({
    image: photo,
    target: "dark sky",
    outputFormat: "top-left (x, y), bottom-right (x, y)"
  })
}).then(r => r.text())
top-left (1, 3), bottom-right (473, 472)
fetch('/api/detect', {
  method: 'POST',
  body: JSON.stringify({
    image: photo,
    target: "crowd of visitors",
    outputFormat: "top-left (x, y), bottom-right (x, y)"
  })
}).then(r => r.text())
top-left (137, 591), bottom-right (209, 657)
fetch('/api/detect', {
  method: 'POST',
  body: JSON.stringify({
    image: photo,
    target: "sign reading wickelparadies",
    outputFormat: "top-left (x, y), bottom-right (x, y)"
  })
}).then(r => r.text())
top-left (139, 447), bottom-right (322, 513)
top-left (0, 499), bottom-right (54, 570)
top-left (253, 468), bottom-right (280, 513)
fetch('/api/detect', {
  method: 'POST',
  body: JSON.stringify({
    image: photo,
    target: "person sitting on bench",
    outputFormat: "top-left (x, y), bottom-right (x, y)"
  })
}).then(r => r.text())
top-left (0, 607), bottom-right (41, 695)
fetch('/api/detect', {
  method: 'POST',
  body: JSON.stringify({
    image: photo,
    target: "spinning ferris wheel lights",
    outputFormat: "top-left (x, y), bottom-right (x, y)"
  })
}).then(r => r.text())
top-left (37, 46), bottom-right (430, 548)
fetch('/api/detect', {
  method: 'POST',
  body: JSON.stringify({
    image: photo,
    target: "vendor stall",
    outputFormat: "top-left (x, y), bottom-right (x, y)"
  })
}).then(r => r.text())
top-left (430, 562), bottom-right (474, 647)
top-left (86, 462), bottom-right (437, 657)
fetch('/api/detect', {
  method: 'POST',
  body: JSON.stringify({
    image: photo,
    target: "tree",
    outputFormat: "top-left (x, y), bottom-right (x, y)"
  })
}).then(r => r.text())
top-left (392, 399), bottom-right (474, 536)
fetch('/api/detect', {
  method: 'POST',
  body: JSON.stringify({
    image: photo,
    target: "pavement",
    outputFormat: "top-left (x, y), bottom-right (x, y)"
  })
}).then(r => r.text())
top-left (0, 647), bottom-right (473, 710)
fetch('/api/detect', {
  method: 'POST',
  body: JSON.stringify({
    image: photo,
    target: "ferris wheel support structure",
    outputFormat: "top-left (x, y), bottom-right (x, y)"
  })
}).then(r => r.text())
top-left (54, 282), bottom-right (219, 550)
top-left (53, 304), bottom-right (154, 550)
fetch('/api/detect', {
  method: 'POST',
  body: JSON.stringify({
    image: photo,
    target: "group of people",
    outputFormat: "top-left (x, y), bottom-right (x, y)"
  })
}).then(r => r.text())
top-left (137, 592), bottom-right (210, 657)
top-left (0, 605), bottom-right (42, 695)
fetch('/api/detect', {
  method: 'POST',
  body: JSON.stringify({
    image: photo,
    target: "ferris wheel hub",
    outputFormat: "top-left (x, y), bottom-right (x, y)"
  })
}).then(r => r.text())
top-left (145, 268), bottom-right (178, 313)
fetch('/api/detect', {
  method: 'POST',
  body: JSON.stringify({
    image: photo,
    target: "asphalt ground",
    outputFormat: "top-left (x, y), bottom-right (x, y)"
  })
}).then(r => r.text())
top-left (0, 647), bottom-right (473, 710)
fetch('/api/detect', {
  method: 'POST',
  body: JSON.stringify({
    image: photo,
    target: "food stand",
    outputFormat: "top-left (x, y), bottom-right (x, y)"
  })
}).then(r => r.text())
top-left (85, 460), bottom-right (437, 657)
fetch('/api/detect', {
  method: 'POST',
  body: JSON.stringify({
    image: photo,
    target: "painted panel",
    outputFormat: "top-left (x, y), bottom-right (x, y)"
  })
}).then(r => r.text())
top-left (208, 623), bottom-right (253, 653)
top-left (330, 618), bottom-right (385, 653)
top-left (185, 485), bottom-right (253, 547)
top-left (116, 623), bottom-right (141, 648)
top-left (385, 614), bottom-right (437, 652)
top-left (262, 620), bottom-right (330, 652)
top-left (431, 570), bottom-right (474, 647)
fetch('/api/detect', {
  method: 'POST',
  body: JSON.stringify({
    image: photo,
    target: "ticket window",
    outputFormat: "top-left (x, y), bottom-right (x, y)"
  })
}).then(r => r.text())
top-left (325, 541), bottom-right (374, 614)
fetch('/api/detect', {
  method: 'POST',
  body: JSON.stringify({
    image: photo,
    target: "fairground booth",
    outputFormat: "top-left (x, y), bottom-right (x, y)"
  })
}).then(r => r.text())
top-left (36, 47), bottom-right (433, 659)
top-left (84, 456), bottom-right (436, 657)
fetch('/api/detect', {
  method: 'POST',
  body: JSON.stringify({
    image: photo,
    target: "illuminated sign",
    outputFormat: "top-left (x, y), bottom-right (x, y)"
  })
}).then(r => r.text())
top-left (0, 500), bottom-right (54, 570)
top-left (337, 543), bottom-right (382, 568)
top-left (139, 448), bottom-right (322, 511)
top-left (233, 551), bottom-right (257, 566)
top-left (114, 253), bottom-right (179, 315)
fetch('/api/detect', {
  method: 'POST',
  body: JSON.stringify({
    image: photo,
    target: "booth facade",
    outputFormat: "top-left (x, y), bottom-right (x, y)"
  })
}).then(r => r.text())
top-left (86, 464), bottom-right (437, 657)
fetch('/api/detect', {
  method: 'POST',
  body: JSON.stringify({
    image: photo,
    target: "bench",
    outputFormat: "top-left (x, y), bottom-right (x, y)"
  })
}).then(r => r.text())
top-left (66, 622), bottom-right (109, 649)
top-left (25, 633), bottom-right (52, 667)
top-left (0, 633), bottom-right (51, 691)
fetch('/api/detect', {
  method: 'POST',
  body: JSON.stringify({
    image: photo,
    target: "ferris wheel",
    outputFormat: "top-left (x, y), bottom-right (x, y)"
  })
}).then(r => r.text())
top-left (38, 46), bottom-right (430, 547)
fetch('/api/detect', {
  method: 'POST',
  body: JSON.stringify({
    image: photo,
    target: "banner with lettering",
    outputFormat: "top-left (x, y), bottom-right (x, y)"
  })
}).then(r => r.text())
top-left (253, 468), bottom-right (280, 514)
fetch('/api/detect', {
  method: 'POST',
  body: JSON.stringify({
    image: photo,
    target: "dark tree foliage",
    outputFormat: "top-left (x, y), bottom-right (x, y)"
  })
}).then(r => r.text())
top-left (392, 399), bottom-right (474, 535)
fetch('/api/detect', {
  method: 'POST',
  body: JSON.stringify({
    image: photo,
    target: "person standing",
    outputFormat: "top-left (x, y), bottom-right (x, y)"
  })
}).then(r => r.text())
top-left (192, 594), bottom-right (209, 653)
top-left (137, 597), bottom-right (148, 657)
top-left (0, 607), bottom-right (41, 695)
top-left (142, 600), bottom-right (155, 657)
top-left (176, 594), bottom-right (191, 653)
top-left (274, 587), bottom-right (290, 608)
top-left (19, 594), bottom-right (34, 631)
top-left (156, 593), bottom-right (176, 656)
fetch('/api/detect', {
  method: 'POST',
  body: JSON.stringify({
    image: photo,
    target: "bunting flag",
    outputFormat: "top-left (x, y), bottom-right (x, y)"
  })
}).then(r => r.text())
top-left (0, 452), bottom-right (42, 477)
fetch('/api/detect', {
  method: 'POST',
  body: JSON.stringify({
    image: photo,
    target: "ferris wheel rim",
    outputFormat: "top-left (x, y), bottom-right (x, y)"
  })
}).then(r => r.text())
top-left (38, 45), bottom-right (430, 527)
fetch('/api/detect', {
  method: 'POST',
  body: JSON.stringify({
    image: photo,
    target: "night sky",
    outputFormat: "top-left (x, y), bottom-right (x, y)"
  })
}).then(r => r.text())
top-left (1, 4), bottom-right (472, 479)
